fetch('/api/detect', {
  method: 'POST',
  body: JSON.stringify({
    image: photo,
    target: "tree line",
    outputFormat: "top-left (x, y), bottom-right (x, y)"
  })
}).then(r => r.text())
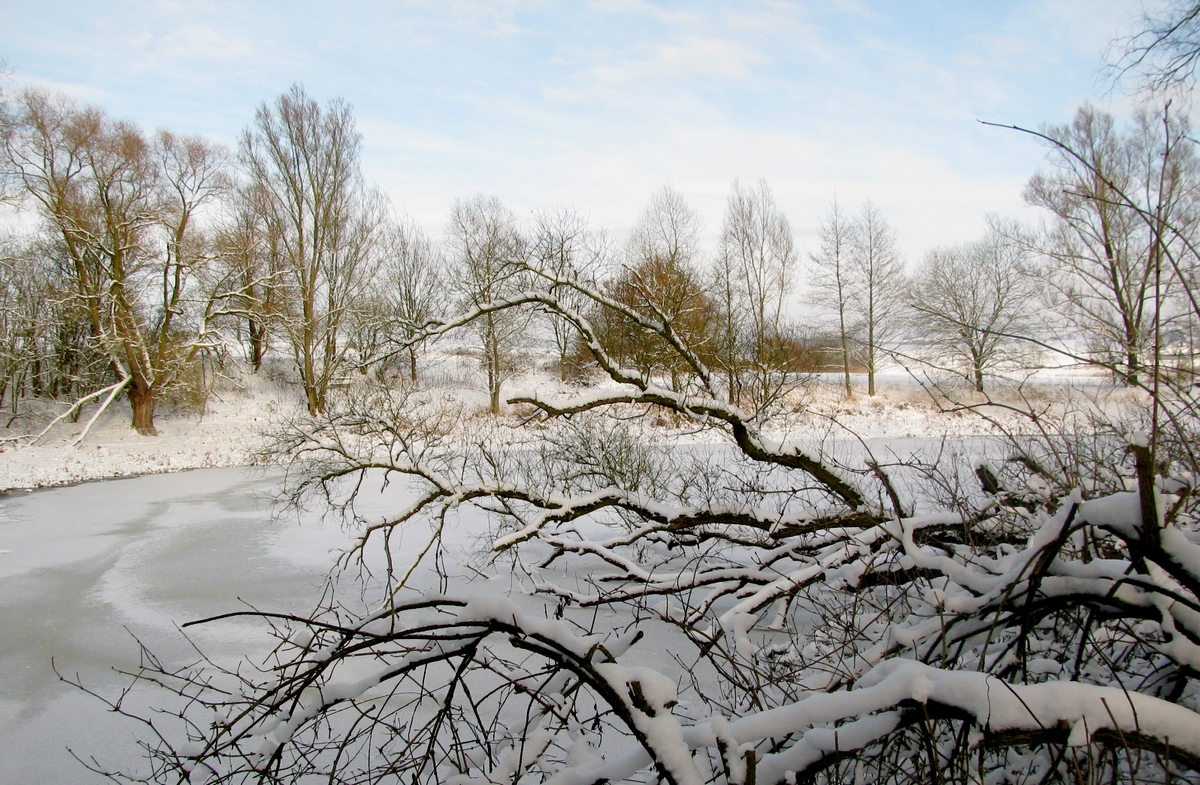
top-left (2, 83), bottom-right (1199, 437)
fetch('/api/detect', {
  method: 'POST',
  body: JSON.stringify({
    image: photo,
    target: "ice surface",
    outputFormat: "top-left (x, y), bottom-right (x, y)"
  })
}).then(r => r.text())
top-left (0, 468), bottom-right (360, 784)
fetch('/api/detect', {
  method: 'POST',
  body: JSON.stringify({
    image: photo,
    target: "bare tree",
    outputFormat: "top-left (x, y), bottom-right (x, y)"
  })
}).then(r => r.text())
top-left (848, 200), bottom-right (903, 396)
top-left (1025, 103), bottom-right (1198, 386)
top-left (906, 222), bottom-right (1040, 392)
top-left (240, 84), bottom-right (386, 415)
top-left (212, 186), bottom-right (283, 373)
top-left (808, 197), bottom-right (858, 398)
top-left (447, 194), bottom-right (529, 413)
top-left (2, 89), bottom-right (229, 434)
top-left (0, 233), bottom-right (111, 414)
top-left (713, 179), bottom-right (797, 412)
top-left (0, 236), bottom-right (53, 411)
top-left (380, 217), bottom-right (444, 382)
top-left (530, 208), bottom-right (607, 381)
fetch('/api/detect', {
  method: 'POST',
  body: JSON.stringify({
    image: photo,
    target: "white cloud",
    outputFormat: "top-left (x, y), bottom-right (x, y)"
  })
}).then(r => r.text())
top-left (544, 34), bottom-right (771, 106)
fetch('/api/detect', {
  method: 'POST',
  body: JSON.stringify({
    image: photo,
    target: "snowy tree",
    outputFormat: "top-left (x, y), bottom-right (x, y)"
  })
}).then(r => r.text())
top-left (2, 89), bottom-right (230, 434)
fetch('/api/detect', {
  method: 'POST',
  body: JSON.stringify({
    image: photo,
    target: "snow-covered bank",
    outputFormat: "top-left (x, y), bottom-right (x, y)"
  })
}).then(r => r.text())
top-left (0, 366), bottom-right (1109, 493)
top-left (0, 379), bottom-right (301, 492)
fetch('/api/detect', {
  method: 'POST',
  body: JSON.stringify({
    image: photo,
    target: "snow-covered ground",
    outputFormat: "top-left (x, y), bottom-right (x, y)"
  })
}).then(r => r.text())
top-left (0, 365), bottom-right (1106, 493)
top-left (0, 374), bottom-right (301, 492)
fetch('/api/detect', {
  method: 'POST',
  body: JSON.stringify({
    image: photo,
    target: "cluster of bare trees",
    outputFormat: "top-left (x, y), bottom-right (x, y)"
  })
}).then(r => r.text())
top-left (5, 41), bottom-right (1200, 439)
top-left (806, 101), bottom-right (1200, 396)
top-left (0, 84), bottom-right (448, 432)
top-left (8, 90), bottom-right (1192, 439)
top-left (0, 82), bottom-right (831, 436)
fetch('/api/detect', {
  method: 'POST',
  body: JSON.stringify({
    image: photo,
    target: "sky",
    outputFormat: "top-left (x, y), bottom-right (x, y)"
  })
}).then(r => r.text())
top-left (0, 0), bottom-right (1157, 263)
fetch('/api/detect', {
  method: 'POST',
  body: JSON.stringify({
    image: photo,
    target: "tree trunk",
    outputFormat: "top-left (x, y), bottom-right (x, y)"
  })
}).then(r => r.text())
top-left (840, 329), bottom-right (853, 400)
top-left (488, 359), bottom-right (500, 414)
top-left (305, 384), bottom-right (321, 417)
top-left (410, 347), bottom-right (419, 383)
top-left (974, 365), bottom-right (985, 393)
top-left (248, 318), bottom-right (265, 373)
top-left (1126, 348), bottom-right (1140, 387)
top-left (867, 340), bottom-right (876, 397)
top-left (487, 343), bottom-right (501, 415)
top-left (128, 380), bottom-right (158, 435)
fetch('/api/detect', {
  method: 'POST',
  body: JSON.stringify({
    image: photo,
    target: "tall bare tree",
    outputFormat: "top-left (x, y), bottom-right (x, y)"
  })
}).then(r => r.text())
top-left (808, 198), bottom-right (858, 398)
top-left (383, 216), bottom-right (444, 382)
top-left (447, 194), bottom-right (528, 413)
top-left (849, 200), bottom-right (903, 396)
top-left (240, 84), bottom-right (386, 415)
top-left (531, 208), bottom-right (607, 381)
top-left (1025, 103), bottom-right (1198, 386)
top-left (715, 179), bottom-right (797, 411)
top-left (2, 89), bottom-right (229, 433)
top-left (213, 186), bottom-right (282, 373)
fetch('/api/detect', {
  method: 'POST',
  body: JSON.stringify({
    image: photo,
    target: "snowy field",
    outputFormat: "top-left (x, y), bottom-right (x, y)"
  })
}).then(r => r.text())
top-left (0, 366), bottom-right (1126, 782)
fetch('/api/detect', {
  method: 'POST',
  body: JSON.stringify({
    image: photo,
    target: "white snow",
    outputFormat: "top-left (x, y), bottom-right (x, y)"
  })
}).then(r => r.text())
top-left (0, 369), bottom-right (1085, 493)
top-left (0, 374), bottom-right (300, 491)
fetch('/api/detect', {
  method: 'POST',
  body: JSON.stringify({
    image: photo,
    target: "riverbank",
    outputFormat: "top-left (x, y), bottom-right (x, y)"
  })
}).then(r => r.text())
top-left (0, 367), bottom-right (1110, 492)
top-left (0, 378), bottom-right (299, 492)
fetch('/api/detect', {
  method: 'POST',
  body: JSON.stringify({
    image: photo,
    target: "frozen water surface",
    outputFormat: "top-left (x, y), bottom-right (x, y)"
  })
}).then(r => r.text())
top-left (0, 467), bottom-right (362, 784)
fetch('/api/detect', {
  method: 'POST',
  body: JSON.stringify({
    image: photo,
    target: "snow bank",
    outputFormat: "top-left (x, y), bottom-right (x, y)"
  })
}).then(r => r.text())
top-left (0, 381), bottom-right (300, 491)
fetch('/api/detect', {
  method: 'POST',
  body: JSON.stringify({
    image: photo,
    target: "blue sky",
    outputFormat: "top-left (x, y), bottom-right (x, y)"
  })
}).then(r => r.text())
top-left (0, 0), bottom-right (1148, 261)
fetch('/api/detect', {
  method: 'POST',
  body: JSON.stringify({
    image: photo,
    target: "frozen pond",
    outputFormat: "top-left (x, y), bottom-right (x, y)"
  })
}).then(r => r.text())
top-left (0, 467), bottom-right (371, 784)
